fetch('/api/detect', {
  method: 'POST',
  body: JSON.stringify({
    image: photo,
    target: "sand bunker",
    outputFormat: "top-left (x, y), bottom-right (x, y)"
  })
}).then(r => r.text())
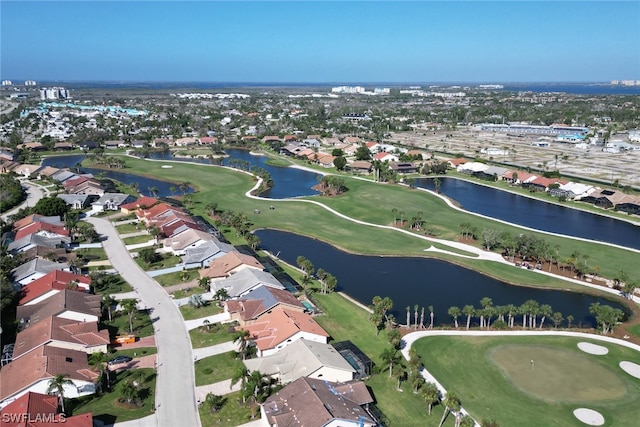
top-left (573, 408), bottom-right (605, 425)
top-left (577, 342), bottom-right (608, 355)
top-left (619, 361), bottom-right (640, 380)
top-left (161, 165), bottom-right (173, 168)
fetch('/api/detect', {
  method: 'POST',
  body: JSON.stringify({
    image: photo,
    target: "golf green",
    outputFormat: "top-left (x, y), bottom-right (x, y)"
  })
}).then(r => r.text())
top-left (489, 344), bottom-right (626, 402)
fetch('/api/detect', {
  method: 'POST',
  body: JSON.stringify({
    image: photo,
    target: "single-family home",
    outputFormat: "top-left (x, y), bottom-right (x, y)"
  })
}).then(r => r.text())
top-left (224, 284), bottom-right (304, 325)
top-left (244, 338), bottom-right (355, 384)
top-left (199, 251), bottom-right (264, 280)
top-left (19, 270), bottom-right (91, 306)
top-left (16, 289), bottom-right (102, 326)
top-left (0, 346), bottom-right (98, 409)
top-left (161, 228), bottom-right (214, 255)
top-left (57, 193), bottom-right (96, 209)
top-left (260, 377), bottom-right (376, 427)
top-left (91, 193), bottom-right (136, 212)
top-left (240, 307), bottom-right (329, 357)
top-left (180, 238), bottom-right (235, 269)
top-left (11, 316), bottom-right (110, 359)
top-left (13, 214), bottom-right (63, 231)
top-left (346, 160), bottom-right (372, 174)
top-left (11, 164), bottom-right (41, 177)
top-left (389, 162), bottom-right (418, 174)
top-left (211, 268), bottom-right (285, 299)
top-left (0, 392), bottom-right (93, 426)
top-left (10, 259), bottom-right (70, 287)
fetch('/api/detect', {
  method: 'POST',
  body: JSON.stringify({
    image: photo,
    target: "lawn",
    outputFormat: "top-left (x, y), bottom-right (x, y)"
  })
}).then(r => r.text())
top-left (102, 309), bottom-right (155, 338)
top-left (110, 347), bottom-right (157, 358)
top-left (180, 301), bottom-right (223, 321)
top-left (194, 351), bottom-right (244, 386)
top-left (89, 155), bottom-right (639, 290)
top-left (123, 234), bottom-right (154, 245)
top-left (116, 222), bottom-right (144, 234)
top-left (68, 368), bottom-right (156, 425)
top-left (198, 391), bottom-right (256, 427)
top-left (412, 336), bottom-right (640, 427)
top-left (75, 247), bottom-right (108, 262)
top-left (189, 322), bottom-right (237, 348)
top-left (134, 253), bottom-right (181, 271)
top-left (172, 287), bottom-right (205, 299)
top-left (92, 273), bottom-right (133, 294)
top-left (155, 269), bottom-right (198, 286)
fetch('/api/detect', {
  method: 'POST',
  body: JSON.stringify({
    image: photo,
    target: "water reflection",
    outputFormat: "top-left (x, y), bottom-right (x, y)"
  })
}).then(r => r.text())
top-left (255, 229), bottom-right (627, 328)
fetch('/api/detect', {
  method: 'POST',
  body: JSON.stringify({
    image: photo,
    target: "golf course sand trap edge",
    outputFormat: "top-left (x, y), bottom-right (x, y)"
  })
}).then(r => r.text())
top-left (619, 361), bottom-right (640, 379)
top-left (577, 342), bottom-right (609, 355)
top-left (573, 408), bottom-right (605, 425)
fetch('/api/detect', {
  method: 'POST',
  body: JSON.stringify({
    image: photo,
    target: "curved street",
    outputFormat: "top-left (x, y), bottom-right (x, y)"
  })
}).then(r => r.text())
top-left (88, 217), bottom-right (200, 427)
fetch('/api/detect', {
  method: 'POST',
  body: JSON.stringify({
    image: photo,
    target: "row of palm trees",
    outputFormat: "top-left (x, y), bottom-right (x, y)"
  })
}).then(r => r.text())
top-left (295, 255), bottom-right (338, 294)
top-left (448, 297), bottom-right (570, 330)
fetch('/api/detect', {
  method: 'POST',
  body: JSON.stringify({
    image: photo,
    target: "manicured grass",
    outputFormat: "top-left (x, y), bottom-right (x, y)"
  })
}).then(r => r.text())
top-left (189, 323), bottom-right (236, 349)
top-left (489, 344), bottom-right (626, 401)
top-left (123, 234), bottom-right (154, 245)
top-left (172, 287), bottom-right (205, 299)
top-left (68, 368), bottom-right (156, 424)
top-left (198, 391), bottom-right (256, 427)
top-left (413, 336), bottom-right (640, 427)
top-left (155, 269), bottom-right (198, 286)
top-left (194, 351), bottom-right (244, 386)
top-left (92, 155), bottom-right (638, 290)
top-left (265, 157), bottom-right (294, 167)
top-left (76, 247), bottom-right (108, 262)
top-left (116, 222), bottom-right (144, 234)
top-left (134, 253), bottom-right (181, 271)
top-left (180, 301), bottom-right (223, 321)
top-left (102, 310), bottom-right (155, 338)
top-left (627, 323), bottom-right (640, 337)
top-left (93, 273), bottom-right (133, 294)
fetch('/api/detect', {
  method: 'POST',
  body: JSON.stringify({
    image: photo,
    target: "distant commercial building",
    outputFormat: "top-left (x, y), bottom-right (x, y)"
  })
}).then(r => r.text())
top-left (40, 87), bottom-right (71, 100)
top-left (478, 123), bottom-right (589, 139)
top-left (331, 86), bottom-right (389, 95)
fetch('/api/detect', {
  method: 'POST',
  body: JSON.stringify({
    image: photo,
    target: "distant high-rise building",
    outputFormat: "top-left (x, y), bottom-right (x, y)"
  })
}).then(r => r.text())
top-left (1, 80), bottom-right (12, 86)
top-left (24, 80), bottom-right (37, 86)
top-left (40, 87), bottom-right (71, 100)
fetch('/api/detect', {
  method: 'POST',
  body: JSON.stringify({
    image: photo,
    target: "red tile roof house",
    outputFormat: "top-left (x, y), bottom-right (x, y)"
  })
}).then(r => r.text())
top-left (0, 391), bottom-right (93, 426)
top-left (525, 176), bottom-right (568, 192)
top-left (13, 215), bottom-right (63, 232)
top-left (502, 170), bottom-right (537, 185)
top-left (240, 307), bottom-right (329, 357)
top-left (13, 222), bottom-right (69, 241)
top-left (447, 157), bottom-right (468, 168)
top-left (199, 251), bottom-right (265, 281)
top-left (135, 203), bottom-right (185, 226)
top-left (224, 284), bottom-right (305, 326)
top-left (19, 270), bottom-right (91, 306)
top-left (260, 377), bottom-right (376, 427)
top-left (120, 196), bottom-right (159, 214)
top-left (198, 136), bottom-right (218, 145)
top-left (0, 346), bottom-right (98, 409)
top-left (317, 154), bottom-right (336, 168)
top-left (12, 316), bottom-right (110, 359)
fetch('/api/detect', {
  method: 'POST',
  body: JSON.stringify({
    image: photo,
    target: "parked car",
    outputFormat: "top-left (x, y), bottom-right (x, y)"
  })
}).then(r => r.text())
top-left (108, 355), bottom-right (132, 366)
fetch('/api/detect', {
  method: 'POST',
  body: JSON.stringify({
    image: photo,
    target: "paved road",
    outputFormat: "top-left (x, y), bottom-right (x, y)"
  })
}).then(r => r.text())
top-left (89, 217), bottom-right (200, 427)
top-left (1, 181), bottom-right (48, 221)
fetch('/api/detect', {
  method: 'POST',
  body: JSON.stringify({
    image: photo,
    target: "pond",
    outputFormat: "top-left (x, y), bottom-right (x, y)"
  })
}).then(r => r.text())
top-left (255, 229), bottom-right (628, 328)
top-left (415, 177), bottom-right (640, 250)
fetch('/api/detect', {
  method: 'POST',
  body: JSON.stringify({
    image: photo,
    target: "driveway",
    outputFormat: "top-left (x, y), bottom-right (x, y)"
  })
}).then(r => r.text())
top-left (88, 217), bottom-right (200, 427)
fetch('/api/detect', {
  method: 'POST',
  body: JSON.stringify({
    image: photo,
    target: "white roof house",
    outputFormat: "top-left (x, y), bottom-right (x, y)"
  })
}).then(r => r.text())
top-left (243, 338), bottom-right (355, 384)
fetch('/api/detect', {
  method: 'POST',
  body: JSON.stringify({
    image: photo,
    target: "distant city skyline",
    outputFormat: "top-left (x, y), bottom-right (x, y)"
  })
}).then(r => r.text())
top-left (1, 1), bottom-right (639, 83)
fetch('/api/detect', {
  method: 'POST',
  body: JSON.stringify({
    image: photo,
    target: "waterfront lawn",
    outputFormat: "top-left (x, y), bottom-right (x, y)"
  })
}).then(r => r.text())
top-left (189, 323), bottom-right (236, 349)
top-left (413, 336), bottom-right (640, 427)
top-left (68, 368), bottom-right (156, 425)
top-left (198, 391), bottom-right (255, 427)
top-left (194, 351), bottom-right (243, 386)
top-left (627, 323), bottom-right (640, 338)
top-left (102, 309), bottom-right (155, 338)
top-left (180, 301), bottom-right (223, 321)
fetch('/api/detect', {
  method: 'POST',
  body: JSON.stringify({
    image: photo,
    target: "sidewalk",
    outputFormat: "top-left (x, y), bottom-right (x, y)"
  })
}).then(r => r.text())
top-left (192, 341), bottom-right (237, 360)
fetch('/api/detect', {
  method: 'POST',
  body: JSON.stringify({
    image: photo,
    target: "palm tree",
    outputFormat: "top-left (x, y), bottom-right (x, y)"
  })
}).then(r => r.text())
top-left (439, 391), bottom-right (461, 427)
top-left (387, 328), bottom-right (401, 349)
top-left (121, 379), bottom-right (139, 404)
top-left (460, 414), bottom-right (475, 427)
top-left (120, 298), bottom-right (139, 334)
top-left (89, 351), bottom-right (110, 391)
top-left (393, 365), bottom-right (407, 390)
top-left (414, 304), bottom-right (419, 330)
top-left (462, 305), bottom-right (475, 330)
top-left (47, 374), bottom-right (74, 413)
top-left (380, 347), bottom-right (401, 378)
top-left (233, 329), bottom-right (252, 360)
top-left (392, 208), bottom-right (399, 226)
top-left (198, 276), bottom-right (211, 292)
top-left (538, 304), bottom-right (553, 329)
top-left (406, 306), bottom-right (411, 328)
top-left (421, 381), bottom-right (440, 415)
top-left (428, 305), bottom-right (435, 329)
top-left (448, 306), bottom-right (461, 328)
top-left (230, 365), bottom-right (250, 403)
top-left (102, 295), bottom-right (117, 322)
top-left (204, 393), bottom-right (225, 413)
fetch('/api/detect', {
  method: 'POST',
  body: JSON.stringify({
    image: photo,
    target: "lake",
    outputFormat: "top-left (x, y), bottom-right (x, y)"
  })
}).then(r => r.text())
top-left (255, 229), bottom-right (627, 328)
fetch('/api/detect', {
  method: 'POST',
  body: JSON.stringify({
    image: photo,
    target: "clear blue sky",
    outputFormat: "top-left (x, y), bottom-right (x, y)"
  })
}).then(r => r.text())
top-left (2, 1), bottom-right (639, 83)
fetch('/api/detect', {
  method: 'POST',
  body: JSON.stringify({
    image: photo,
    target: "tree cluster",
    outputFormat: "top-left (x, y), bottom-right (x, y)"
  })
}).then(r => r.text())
top-left (0, 173), bottom-right (27, 213)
